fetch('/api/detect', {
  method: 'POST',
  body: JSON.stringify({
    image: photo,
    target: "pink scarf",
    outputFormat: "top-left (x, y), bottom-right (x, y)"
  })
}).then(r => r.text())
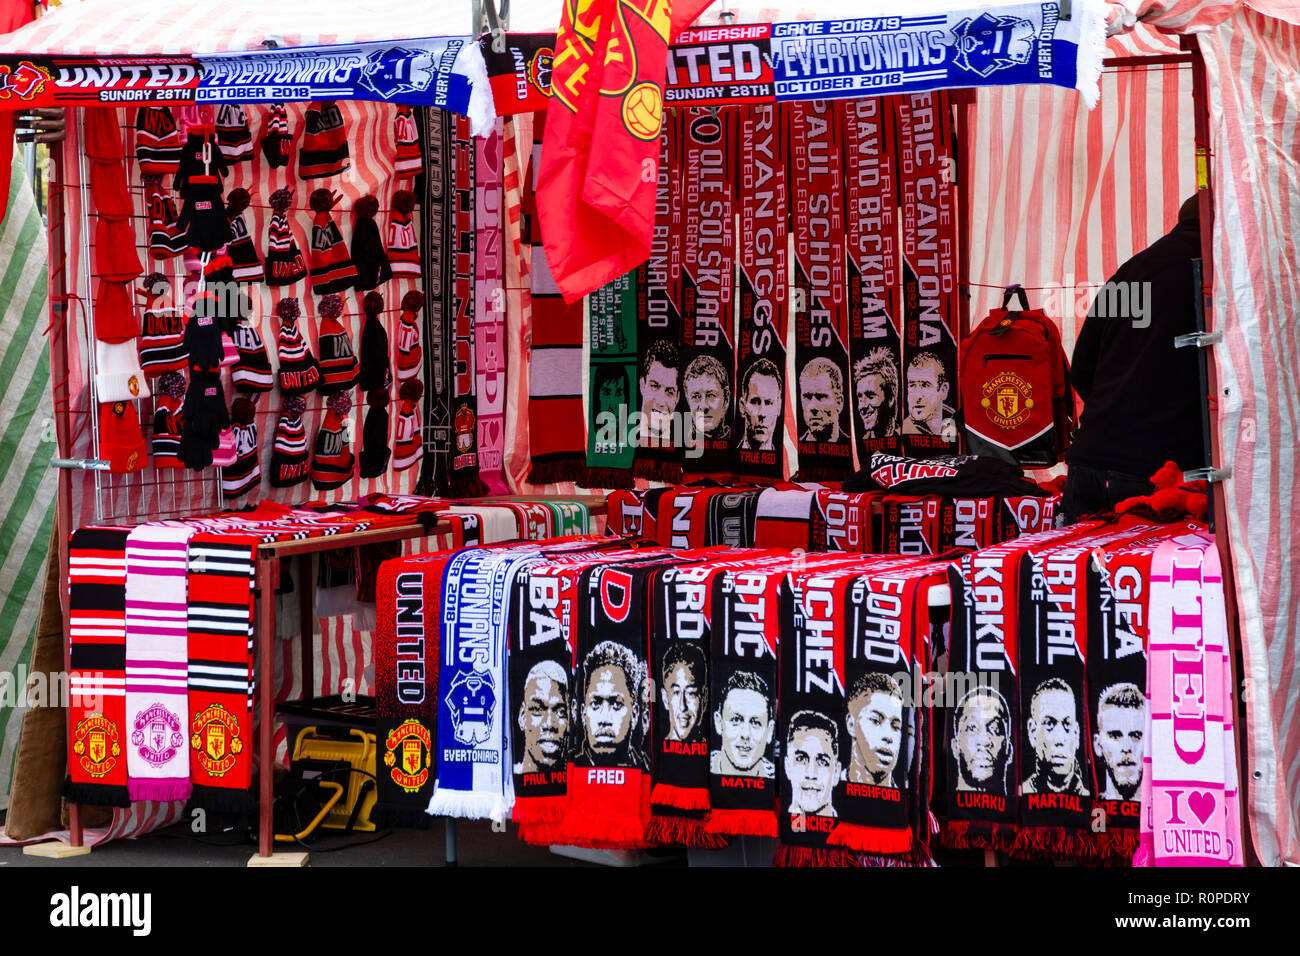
top-left (1137, 533), bottom-right (1243, 866)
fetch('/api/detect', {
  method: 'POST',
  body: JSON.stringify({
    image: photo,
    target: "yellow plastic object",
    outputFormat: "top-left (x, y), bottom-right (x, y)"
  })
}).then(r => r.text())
top-left (274, 781), bottom-right (343, 843)
top-left (287, 726), bottom-right (379, 833)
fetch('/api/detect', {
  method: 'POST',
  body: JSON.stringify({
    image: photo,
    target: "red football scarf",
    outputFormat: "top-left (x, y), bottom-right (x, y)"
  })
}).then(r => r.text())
top-left (753, 487), bottom-right (816, 551)
top-left (896, 92), bottom-right (960, 456)
top-left (475, 121), bottom-right (509, 494)
top-left (634, 113), bottom-right (685, 483)
top-left (880, 496), bottom-right (943, 556)
top-left (790, 101), bottom-right (852, 480)
top-left (605, 487), bottom-right (674, 540)
top-left (811, 490), bottom-right (877, 553)
top-left (940, 498), bottom-right (998, 551)
top-left (65, 528), bottom-right (132, 807)
top-left (450, 113), bottom-right (488, 497)
top-left (842, 97), bottom-right (903, 460)
top-left (680, 106), bottom-right (736, 479)
top-left (525, 113), bottom-right (588, 485)
top-left (705, 489), bottom-right (761, 549)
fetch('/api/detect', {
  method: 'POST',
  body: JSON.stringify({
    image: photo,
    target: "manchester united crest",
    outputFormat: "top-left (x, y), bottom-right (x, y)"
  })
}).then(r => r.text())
top-left (980, 371), bottom-right (1034, 429)
top-left (72, 714), bottom-right (121, 778)
top-left (131, 702), bottom-right (184, 768)
top-left (190, 703), bottom-right (243, 777)
top-left (384, 719), bottom-right (432, 793)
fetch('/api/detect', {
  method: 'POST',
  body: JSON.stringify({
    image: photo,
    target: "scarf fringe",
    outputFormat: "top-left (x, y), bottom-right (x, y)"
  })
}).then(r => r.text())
top-left (1010, 825), bottom-right (1098, 862)
top-left (427, 790), bottom-right (510, 822)
top-left (633, 459), bottom-right (683, 484)
top-left (518, 820), bottom-right (567, 846)
top-left (938, 819), bottom-right (1019, 853)
top-left (704, 808), bottom-right (778, 838)
top-left (581, 466), bottom-right (635, 490)
top-left (773, 843), bottom-right (858, 867)
top-left (61, 778), bottom-right (132, 808)
top-left (511, 796), bottom-right (567, 826)
top-left (1093, 827), bottom-right (1141, 864)
top-left (370, 804), bottom-right (434, 830)
top-left (128, 780), bottom-right (192, 803)
top-left (558, 812), bottom-right (651, 850)
top-left (527, 457), bottom-right (585, 486)
top-left (858, 845), bottom-right (938, 867)
top-left (646, 813), bottom-right (732, 849)
top-left (448, 475), bottom-right (490, 498)
top-left (826, 822), bottom-right (913, 854)
top-left (648, 782), bottom-right (711, 811)
top-left (186, 784), bottom-right (255, 815)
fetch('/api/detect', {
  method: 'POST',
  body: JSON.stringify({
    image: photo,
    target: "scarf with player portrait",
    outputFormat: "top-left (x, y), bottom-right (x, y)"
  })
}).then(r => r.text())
top-left (429, 547), bottom-right (538, 823)
top-left (940, 523), bottom-right (1101, 851)
top-left (833, 561), bottom-right (946, 855)
top-left (584, 269), bottom-right (638, 487)
top-left (735, 103), bottom-right (789, 481)
top-left (417, 106), bottom-right (455, 495)
top-left (679, 107), bottom-right (737, 480)
top-left (634, 113), bottom-right (685, 484)
top-left (373, 553), bottom-right (450, 829)
top-left (896, 92), bottom-right (960, 457)
top-left (1012, 524), bottom-right (1160, 860)
top-left (790, 100), bottom-right (853, 481)
top-left (842, 97), bottom-right (903, 462)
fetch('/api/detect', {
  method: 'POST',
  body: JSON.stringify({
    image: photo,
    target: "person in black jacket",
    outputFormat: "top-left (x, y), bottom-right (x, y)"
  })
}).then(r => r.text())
top-left (1062, 196), bottom-right (1207, 521)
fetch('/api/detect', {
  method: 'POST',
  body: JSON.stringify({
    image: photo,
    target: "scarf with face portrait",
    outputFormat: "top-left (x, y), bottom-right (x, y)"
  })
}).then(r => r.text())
top-left (583, 269), bottom-right (638, 487)
top-left (941, 524), bottom-right (1101, 851)
top-left (790, 100), bottom-right (853, 482)
top-left (832, 561), bottom-right (946, 856)
top-left (842, 97), bottom-right (903, 464)
top-left (895, 92), bottom-right (960, 458)
top-left (735, 103), bottom-right (790, 481)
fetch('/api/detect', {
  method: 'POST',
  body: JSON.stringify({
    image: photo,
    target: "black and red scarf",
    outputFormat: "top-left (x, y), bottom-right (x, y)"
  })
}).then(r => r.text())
top-left (842, 97), bottom-right (903, 461)
top-left (896, 92), bottom-right (960, 457)
top-left (880, 495), bottom-right (943, 557)
top-left (811, 490), bottom-right (877, 553)
top-left (705, 489), bottom-right (761, 549)
top-left (417, 107), bottom-right (454, 495)
top-left (449, 113), bottom-right (487, 496)
top-left (605, 487), bottom-right (675, 541)
top-left (790, 100), bottom-right (852, 481)
top-left (680, 107), bottom-right (736, 480)
top-left (735, 103), bottom-right (789, 480)
top-left (634, 111), bottom-right (685, 483)
top-left (940, 498), bottom-right (998, 551)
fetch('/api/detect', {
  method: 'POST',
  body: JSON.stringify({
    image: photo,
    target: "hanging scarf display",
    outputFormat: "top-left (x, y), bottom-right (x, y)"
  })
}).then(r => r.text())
top-left (524, 113), bottom-right (588, 485)
top-left (735, 103), bottom-right (789, 480)
top-left (634, 112), bottom-right (685, 483)
top-left (448, 113), bottom-right (487, 496)
top-left (475, 121), bottom-right (509, 494)
top-left (940, 523), bottom-right (1100, 851)
top-left (584, 270), bottom-right (638, 488)
top-left (789, 100), bottom-right (852, 480)
top-left (680, 107), bottom-right (736, 479)
top-left (64, 528), bottom-right (132, 807)
top-left (842, 97), bottom-right (902, 460)
top-left (417, 107), bottom-right (455, 494)
top-left (373, 553), bottom-right (450, 828)
top-left (185, 533), bottom-right (257, 811)
top-left (429, 547), bottom-right (537, 822)
top-left (124, 525), bottom-right (195, 802)
top-left (896, 92), bottom-right (960, 456)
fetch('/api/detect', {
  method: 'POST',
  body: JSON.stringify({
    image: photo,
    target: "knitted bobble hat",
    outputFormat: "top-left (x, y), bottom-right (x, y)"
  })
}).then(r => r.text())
top-left (99, 400), bottom-right (148, 474)
top-left (231, 321), bottom-right (274, 394)
top-left (138, 273), bottom-right (187, 376)
top-left (387, 189), bottom-right (420, 277)
top-left (214, 103), bottom-right (253, 162)
top-left (135, 106), bottom-right (182, 176)
top-left (299, 101), bottom-right (350, 180)
top-left (350, 195), bottom-right (392, 291)
top-left (270, 394), bottom-right (311, 488)
top-left (275, 297), bottom-right (321, 395)
top-left (260, 103), bottom-right (292, 169)
top-left (308, 188), bottom-right (357, 294)
top-left (311, 390), bottom-right (355, 490)
top-left (224, 187), bottom-right (263, 282)
top-left (392, 379), bottom-right (424, 472)
top-left (264, 187), bottom-right (308, 286)
top-left (317, 293), bottom-right (360, 394)
top-left (222, 395), bottom-right (262, 499)
top-left (151, 371), bottom-right (186, 469)
top-left (359, 388), bottom-right (392, 479)
top-left (144, 175), bottom-right (186, 260)
top-left (394, 289), bottom-right (424, 382)
top-left (358, 291), bottom-right (392, 393)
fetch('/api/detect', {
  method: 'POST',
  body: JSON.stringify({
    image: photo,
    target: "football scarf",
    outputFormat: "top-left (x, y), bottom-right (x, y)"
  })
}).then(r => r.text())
top-left (634, 113), bottom-right (685, 483)
top-left (65, 528), bottom-right (132, 807)
top-left (846, 452), bottom-right (1051, 498)
top-left (680, 107), bottom-right (736, 479)
top-left (811, 490), bottom-right (876, 553)
top-left (429, 547), bottom-right (537, 822)
top-left (185, 533), bottom-right (258, 811)
top-left (753, 487), bottom-right (816, 551)
top-left (940, 498), bottom-right (998, 551)
top-left (1141, 535), bottom-right (1243, 866)
top-left (448, 114), bottom-right (488, 497)
top-left (1013, 523), bottom-right (1156, 860)
top-left (999, 494), bottom-right (1062, 538)
top-left (896, 93), bottom-right (960, 456)
top-left (941, 523), bottom-right (1101, 851)
top-left (842, 97), bottom-right (903, 460)
top-left (881, 496), bottom-right (943, 557)
top-left (417, 106), bottom-right (456, 496)
top-left (706, 490), bottom-right (761, 550)
top-left (656, 486), bottom-right (728, 549)
top-left (373, 553), bottom-right (449, 829)
top-left (790, 100), bottom-right (852, 481)
top-left (526, 114), bottom-right (588, 485)
top-left (735, 103), bottom-right (789, 480)
top-left (562, 558), bottom-right (687, 848)
top-left (833, 561), bottom-right (945, 855)
top-left (475, 122), bottom-right (509, 495)
top-left (124, 525), bottom-right (194, 802)
top-left (584, 269), bottom-right (638, 488)
top-left (605, 487), bottom-right (674, 540)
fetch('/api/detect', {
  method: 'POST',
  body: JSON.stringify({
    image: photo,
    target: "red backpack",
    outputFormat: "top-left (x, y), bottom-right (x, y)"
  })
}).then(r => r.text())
top-left (959, 287), bottom-right (1076, 467)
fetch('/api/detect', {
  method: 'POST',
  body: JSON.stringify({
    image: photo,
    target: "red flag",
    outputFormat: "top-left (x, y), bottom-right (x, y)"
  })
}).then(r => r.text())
top-left (538, 0), bottom-right (710, 304)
